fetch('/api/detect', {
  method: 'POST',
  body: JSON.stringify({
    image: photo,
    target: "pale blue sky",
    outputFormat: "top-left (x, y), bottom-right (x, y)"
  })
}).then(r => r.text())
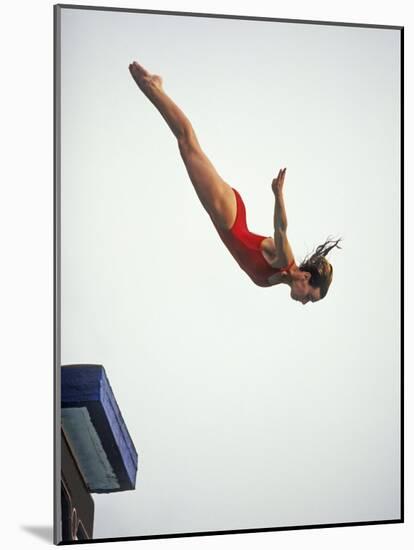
top-left (59, 7), bottom-right (401, 539)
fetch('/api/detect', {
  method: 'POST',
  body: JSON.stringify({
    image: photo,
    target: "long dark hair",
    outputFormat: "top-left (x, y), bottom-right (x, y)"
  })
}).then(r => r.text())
top-left (299, 236), bottom-right (343, 299)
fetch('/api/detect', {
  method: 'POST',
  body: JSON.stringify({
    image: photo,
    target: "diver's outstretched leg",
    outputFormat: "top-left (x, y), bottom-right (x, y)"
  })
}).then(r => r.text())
top-left (129, 61), bottom-right (236, 229)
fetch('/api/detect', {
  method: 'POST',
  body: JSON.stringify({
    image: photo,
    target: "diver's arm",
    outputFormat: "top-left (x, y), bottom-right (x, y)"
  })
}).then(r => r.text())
top-left (273, 190), bottom-right (288, 232)
top-left (271, 168), bottom-right (294, 266)
top-left (272, 168), bottom-right (288, 232)
top-left (272, 228), bottom-right (295, 267)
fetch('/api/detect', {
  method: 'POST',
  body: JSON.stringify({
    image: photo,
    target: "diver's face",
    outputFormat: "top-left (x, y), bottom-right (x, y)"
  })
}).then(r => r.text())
top-left (290, 273), bottom-right (321, 305)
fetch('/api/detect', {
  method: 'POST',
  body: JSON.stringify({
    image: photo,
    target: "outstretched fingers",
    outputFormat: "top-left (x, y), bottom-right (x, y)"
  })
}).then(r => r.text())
top-left (129, 61), bottom-right (164, 94)
top-left (128, 61), bottom-right (149, 86)
top-left (131, 60), bottom-right (149, 76)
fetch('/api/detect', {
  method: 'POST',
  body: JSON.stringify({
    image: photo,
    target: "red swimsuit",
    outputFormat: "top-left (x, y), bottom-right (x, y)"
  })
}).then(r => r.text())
top-left (210, 187), bottom-right (295, 287)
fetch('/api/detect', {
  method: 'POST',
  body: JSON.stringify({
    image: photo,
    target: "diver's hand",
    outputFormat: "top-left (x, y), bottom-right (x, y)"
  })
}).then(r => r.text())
top-left (128, 61), bottom-right (163, 96)
top-left (272, 168), bottom-right (286, 195)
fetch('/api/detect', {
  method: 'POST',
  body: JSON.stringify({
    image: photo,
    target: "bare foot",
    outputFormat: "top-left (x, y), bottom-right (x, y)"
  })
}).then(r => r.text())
top-left (128, 61), bottom-right (163, 97)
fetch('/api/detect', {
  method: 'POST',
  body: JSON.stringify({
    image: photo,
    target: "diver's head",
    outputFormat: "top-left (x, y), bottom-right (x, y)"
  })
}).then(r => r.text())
top-left (290, 270), bottom-right (322, 304)
top-left (289, 237), bottom-right (342, 305)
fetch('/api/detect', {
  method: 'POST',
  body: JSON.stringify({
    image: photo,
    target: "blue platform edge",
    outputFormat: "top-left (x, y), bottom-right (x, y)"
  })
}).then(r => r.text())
top-left (61, 364), bottom-right (138, 492)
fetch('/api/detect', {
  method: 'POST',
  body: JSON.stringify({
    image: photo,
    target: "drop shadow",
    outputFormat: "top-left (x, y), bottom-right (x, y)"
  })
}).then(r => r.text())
top-left (20, 525), bottom-right (54, 543)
